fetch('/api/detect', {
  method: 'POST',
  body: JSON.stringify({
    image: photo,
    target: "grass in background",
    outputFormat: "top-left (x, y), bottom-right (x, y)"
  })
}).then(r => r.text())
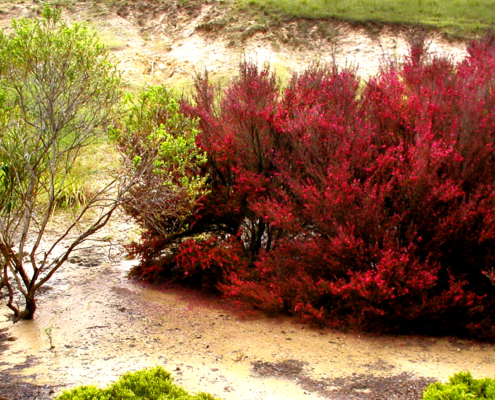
top-left (2, 0), bottom-right (493, 38)
top-left (238, 0), bottom-right (495, 37)
top-left (89, 25), bottom-right (127, 51)
top-left (51, 138), bottom-right (120, 211)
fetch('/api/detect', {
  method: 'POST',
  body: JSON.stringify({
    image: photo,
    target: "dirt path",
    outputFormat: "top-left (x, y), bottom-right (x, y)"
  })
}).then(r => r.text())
top-left (2, 217), bottom-right (495, 400)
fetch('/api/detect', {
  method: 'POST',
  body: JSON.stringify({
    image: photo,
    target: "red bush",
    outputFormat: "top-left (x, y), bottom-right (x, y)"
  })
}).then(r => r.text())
top-left (124, 34), bottom-right (495, 340)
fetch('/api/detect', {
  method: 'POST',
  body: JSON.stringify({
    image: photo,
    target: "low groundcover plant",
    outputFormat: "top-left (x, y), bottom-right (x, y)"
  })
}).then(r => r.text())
top-left (423, 371), bottom-right (495, 400)
top-left (55, 366), bottom-right (218, 400)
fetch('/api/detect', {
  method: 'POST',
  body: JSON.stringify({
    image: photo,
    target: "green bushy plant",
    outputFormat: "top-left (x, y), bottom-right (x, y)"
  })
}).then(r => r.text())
top-left (56, 385), bottom-right (110, 400)
top-left (56, 367), bottom-right (218, 400)
top-left (423, 372), bottom-right (495, 400)
top-left (113, 85), bottom-right (209, 238)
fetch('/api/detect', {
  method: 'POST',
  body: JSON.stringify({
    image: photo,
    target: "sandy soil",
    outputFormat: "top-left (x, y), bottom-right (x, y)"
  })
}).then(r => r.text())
top-left (2, 216), bottom-right (495, 400)
top-left (97, 3), bottom-right (467, 90)
top-left (0, 2), bottom-right (491, 399)
top-left (0, 1), bottom-right (468, 89)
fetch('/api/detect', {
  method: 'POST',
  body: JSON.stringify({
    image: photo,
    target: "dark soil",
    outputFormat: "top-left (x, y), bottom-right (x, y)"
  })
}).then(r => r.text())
top-left (0, 327), bottom-right (57, 400)
top-left (0, 327), bottom-right (14, 352)
top-left (251, 359), bottom-right (436, 400)
top-left (0, 376), bottom-right (55, 400)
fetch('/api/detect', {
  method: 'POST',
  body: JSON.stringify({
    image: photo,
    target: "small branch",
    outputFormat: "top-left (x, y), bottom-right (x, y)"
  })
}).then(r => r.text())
top-left (3, 263), bottom-right (20, 321)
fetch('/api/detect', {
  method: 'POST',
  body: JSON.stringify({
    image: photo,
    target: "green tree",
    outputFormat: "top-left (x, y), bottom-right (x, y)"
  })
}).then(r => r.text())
top-left (0, 5), bottom-right (126, 320)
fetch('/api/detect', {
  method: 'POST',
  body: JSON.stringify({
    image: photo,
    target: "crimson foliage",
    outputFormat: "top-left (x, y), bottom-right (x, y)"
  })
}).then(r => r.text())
top-left (125, 34), bottom-right (495, 340)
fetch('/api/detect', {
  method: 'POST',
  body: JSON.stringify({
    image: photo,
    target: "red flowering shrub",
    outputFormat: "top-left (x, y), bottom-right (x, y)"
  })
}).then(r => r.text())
top-left (124, 66), bottom-right (281, 289)
top-left (122, 34), bottom-right (495, 340)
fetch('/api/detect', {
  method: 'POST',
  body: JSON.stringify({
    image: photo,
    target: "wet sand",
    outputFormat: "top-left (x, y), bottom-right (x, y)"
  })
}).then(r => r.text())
top-left (1, 220), bottom-right (495, 400)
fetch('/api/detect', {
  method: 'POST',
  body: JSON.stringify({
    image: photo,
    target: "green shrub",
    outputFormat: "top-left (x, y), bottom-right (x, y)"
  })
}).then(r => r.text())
top-left (56, 385), bottom-right (111, 400)
top-left (423, 372), bottom-right (495, 400)
top-left (56, 367), bottom-right (218, 400)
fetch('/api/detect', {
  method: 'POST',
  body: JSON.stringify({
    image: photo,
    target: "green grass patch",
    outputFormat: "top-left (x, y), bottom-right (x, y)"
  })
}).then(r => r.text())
top-left (4, 0), bottom-right (492, 38)
top-left (237, 0), bottom-right (495, 37)
top-left (48, 138), bottom-right (120, 211)
top-left (89, 26), bottom-right (126, 51)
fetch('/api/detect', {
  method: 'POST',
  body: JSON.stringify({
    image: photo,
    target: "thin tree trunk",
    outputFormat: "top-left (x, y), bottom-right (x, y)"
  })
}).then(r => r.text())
top-left (20, 292), bottom-right (36, 320)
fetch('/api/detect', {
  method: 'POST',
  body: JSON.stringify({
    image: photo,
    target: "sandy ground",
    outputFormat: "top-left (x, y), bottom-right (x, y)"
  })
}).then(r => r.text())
top-left (2, 217), bottom-right (495, 400)
top-left (0, 1), bottom-right (467, 89)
